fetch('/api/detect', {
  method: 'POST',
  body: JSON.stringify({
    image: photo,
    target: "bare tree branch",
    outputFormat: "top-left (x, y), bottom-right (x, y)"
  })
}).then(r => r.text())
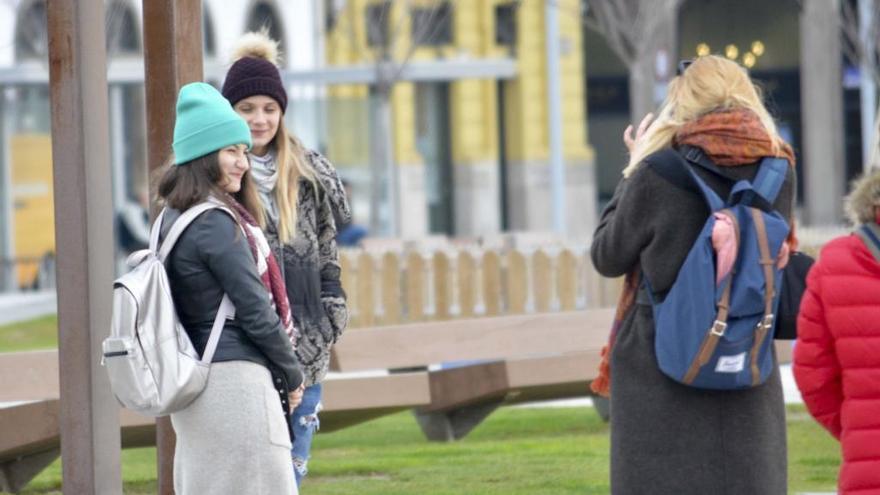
top-left (838, 0), bottom-right (880, 87)
top-left (359, 0), bottom-right (458, 88)
top-left (392, 0), bottom-right (455, 82)
top-left (387, 0), bottom-right (412, 60)
top-left (581, 0), bottom-right (683, 67)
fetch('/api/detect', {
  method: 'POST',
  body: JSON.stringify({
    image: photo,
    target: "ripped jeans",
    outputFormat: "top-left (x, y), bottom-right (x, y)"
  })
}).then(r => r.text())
top-left (290, 383), bottom-right (322, 486)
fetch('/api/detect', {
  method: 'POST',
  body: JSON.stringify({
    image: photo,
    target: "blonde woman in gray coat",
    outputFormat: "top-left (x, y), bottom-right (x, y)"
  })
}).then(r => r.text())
top-left (222, 31), bottom-right (351, 487)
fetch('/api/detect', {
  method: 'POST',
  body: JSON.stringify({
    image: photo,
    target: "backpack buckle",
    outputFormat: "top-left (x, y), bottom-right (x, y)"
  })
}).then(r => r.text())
top-left (710, 320), bottom-right (727, 337)
top-left (758, 314), bottom-right (775, 331)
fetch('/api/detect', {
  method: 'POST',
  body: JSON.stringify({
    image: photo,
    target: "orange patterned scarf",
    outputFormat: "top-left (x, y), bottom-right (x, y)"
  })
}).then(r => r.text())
top-left (674, 108), bottom-right (796, 167)
top-left (590, 108), bottom-right (798, 398)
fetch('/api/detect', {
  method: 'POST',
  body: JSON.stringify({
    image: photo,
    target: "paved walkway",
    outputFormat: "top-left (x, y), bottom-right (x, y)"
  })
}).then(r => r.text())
top-left (516, 364), bottom-right (804, 409)
top-left (0, 290), bottom-right (56, 326)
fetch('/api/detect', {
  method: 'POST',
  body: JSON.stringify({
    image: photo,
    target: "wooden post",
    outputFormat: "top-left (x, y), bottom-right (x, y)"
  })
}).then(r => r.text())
top-left (532, 250), bottom-right (552, 313)
top-left (356, 252), bottom-right (376, 327)
top-left (141, 1), bottom-right (203, 493)
top-left (405, 252), bottom-right (425, 322)
top-left (432, 252), bottom-right (451, 320)
top-left (381, 252), bottom-right (402, 325)
top-left (458, 252), bottom-right (476, 318)
top-left (506, 251), bottom-right (527, 314)
top-left (482, 251), bottom-right (501, 316)
top-left (340, 252), bottom-right (357, 327)
top-left (557, 249), bottom-right (577, 311)
top-left (46, 0), bottom-right (121, 492)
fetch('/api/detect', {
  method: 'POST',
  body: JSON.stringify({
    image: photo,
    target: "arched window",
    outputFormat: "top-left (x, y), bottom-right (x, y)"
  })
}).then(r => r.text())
top-left (14, 0), bottom-right (48, 61)
top-left (246, 1), bottom-right (286, 59)
top-left (105, 1), bottom-right (141, 56)
top-left (203, 7), bottom-right (217, 58)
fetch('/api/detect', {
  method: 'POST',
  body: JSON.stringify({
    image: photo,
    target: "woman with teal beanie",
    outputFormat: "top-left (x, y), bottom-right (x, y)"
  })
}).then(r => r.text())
top-left (156, 82), bottom-right (304, 494)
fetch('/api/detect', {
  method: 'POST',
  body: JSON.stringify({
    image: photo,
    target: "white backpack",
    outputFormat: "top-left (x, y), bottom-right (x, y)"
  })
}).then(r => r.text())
top-left (102, 202), bottom-right (234, 417)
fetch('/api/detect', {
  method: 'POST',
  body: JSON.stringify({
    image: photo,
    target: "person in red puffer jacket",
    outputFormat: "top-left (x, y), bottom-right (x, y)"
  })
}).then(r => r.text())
top-left (794, 167), bottom-right (880, 495)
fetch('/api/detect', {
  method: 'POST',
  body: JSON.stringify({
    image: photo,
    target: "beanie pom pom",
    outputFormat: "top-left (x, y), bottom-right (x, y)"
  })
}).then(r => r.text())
top-left (231, 28), bottom-right (281, 66)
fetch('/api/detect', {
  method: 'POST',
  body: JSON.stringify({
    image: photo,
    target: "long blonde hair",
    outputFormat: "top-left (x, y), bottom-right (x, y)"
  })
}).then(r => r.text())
top-left (625, 55), bottom-right (783, 178)
top-left (230, 29), bottom-right (317, 243)
top-left (272, 119), bottom-right (317, 243)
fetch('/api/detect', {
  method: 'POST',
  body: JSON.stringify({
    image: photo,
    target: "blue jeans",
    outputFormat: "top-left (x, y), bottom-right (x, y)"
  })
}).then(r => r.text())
top-left (290, 383), bottom-right (322, 486)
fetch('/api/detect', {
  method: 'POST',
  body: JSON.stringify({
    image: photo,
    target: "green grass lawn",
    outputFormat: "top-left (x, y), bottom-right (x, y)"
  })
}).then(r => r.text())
top-left (3, 405), bottom-right (839, 495)
top-left (0, 315), bottom-right (57, 353)
top-left (0, 317), bottom-right (841, 494)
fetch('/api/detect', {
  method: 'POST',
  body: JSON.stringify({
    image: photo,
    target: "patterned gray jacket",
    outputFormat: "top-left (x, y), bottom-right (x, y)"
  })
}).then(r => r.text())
top-left (262, 149), bottom-right (351, 387)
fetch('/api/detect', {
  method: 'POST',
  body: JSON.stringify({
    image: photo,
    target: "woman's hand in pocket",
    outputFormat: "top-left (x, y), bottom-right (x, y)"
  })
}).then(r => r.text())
top-left (288, 384), bottom-right (305, 411)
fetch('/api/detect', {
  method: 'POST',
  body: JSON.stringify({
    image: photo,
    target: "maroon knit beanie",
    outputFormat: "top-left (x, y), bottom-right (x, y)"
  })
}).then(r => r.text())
top-left (221, 56), bottom-right (288, 112)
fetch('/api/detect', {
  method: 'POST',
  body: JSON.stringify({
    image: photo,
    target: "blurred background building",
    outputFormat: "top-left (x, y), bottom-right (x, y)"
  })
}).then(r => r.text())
top-left (0, 0), bottom-right (875, 293)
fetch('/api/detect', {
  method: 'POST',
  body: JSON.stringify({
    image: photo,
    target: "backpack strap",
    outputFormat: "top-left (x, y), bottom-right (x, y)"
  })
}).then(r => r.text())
top-left (658, 145), bottom-right (786, 211)
top-left (749, 157), bottom-right (788, 204)
top-left (856, 223), bottom-right (880, 262)
top-left (679, 145), bottom-right (729, 178)
top-left (151, 201), bottom-right (237, 364)
top-left (155, 202), bottom-right (228, 262)
top-left (682, 210), bottom-right (738, 385)
top-left (645, 148), bottom-right (724, 211)
top-left (200, 294), bottom-right (233, 364)
top-left (748, 207), bottom-right (777, 386)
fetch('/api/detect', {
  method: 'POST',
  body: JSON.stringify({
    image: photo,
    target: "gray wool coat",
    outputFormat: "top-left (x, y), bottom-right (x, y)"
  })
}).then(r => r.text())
top-left (591, 148), bottom-right (795, 495)
top-left (261, 149), bottom-right (351, 388)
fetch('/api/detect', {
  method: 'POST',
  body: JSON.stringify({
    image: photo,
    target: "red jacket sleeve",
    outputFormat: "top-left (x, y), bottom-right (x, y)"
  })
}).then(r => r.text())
top-left (793, 262), bottom-right (843, 439)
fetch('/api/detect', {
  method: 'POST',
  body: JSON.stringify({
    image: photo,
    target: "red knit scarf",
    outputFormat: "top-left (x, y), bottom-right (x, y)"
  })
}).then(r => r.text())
top-left (231, 200), bottom-right (297, 347)
top-left (590, 108), bottom-right (797, 397)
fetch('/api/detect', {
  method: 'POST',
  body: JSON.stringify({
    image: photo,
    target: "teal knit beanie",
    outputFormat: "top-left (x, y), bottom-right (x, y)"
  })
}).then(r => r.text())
top-left (172, 82), bottom-right (252, 165)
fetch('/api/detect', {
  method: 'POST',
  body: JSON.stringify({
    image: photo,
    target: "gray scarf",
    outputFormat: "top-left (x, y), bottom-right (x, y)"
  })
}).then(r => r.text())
top-left (248, 150), bottom-right (279, 224)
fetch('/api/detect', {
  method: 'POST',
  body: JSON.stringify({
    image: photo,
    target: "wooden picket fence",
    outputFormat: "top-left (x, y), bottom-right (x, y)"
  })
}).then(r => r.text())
top-left (339, 226), bottom-right (842, 329)
top-left (340, 245), bottom-right (621, 329)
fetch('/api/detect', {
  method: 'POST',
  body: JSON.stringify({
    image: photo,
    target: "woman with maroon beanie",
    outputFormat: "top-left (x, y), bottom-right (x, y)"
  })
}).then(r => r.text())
top-left (222, 30), bottom-right (351, 488)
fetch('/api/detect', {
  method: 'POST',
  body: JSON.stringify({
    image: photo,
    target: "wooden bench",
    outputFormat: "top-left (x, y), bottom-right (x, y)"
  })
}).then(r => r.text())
top-left (330, 309), bottom-right (794, 441)
top-left (0, 313), bottom-right (794, 491)
top-left (0, 350), bottom-right (431, 493)
top-left (329, 309), bottom-right (616, 440)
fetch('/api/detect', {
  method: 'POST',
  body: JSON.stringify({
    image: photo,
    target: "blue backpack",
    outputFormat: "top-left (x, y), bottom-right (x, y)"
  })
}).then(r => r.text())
top-left (644, 147), bottom-right (789, 390)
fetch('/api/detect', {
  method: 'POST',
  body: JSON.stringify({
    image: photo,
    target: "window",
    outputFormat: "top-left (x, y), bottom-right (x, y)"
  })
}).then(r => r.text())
top-left (105, 1), bottom-right (140, 56)
top-left (247, 1), bottom-right (285, 56)
top-left (411, 2), bottom-right (453, 47)
top-left (495, 3), bottom-right (517, 47)
top-left (15, 0), bottom-right (48, 60)
top-left (203, 8), bottom-right (216, 57)
top-left (325, 0), bottom-right (341, 31)
top-left (366, 1), bottom-right (391, 48)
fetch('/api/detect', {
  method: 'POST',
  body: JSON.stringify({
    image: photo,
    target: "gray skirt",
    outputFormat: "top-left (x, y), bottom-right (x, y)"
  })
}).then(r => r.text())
top-left (171, 360), bottom-right (297, 495)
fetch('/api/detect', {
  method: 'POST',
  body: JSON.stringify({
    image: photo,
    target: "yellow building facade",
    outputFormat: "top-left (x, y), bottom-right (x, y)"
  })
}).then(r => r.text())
top-left (325, 0), bottom-right (596, 238)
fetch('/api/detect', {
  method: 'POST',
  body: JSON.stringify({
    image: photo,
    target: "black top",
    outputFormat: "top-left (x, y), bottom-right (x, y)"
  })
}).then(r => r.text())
top-left (161, 208), bottom-right (303, 391)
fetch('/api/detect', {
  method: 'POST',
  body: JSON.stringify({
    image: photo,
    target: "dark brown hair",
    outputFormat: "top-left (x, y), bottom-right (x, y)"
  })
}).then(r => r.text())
top-left (154, 151), bottom-right (265, 227)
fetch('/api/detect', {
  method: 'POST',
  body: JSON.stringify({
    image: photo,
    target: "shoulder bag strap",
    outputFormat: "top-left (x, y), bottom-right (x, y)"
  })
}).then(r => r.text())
top-left (856, 223), bottom-right (880, 263)
top-left (155, 201), bottom-right (237, 364)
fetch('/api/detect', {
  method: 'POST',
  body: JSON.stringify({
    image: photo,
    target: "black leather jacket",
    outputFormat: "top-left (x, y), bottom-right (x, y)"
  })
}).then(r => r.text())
top-left (161, 207), bottom-right (303, 391)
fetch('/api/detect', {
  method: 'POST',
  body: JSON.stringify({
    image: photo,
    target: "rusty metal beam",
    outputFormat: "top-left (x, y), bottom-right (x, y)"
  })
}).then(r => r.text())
top-left (141, 2), bottom-right (203, 493)
top-left (46, 0), bottom-right (121, 493)
top-left (143, 0), bottom-right (204, 181)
